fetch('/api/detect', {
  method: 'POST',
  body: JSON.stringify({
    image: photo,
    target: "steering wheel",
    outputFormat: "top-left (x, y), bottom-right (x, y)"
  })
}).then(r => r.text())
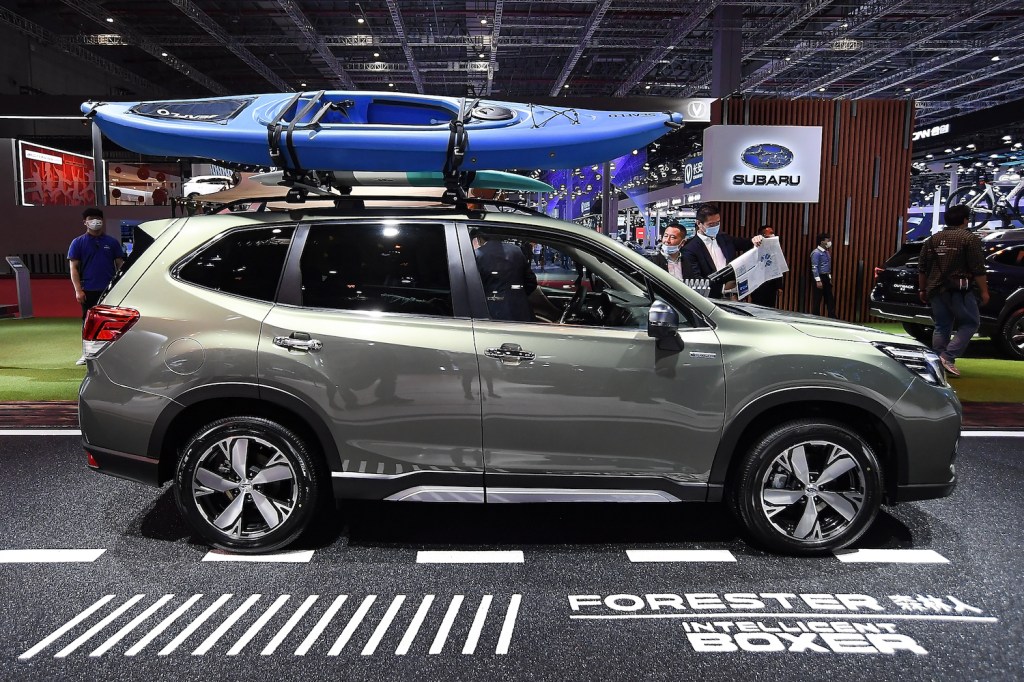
top-left (559, 276), bottom-right (588, 324)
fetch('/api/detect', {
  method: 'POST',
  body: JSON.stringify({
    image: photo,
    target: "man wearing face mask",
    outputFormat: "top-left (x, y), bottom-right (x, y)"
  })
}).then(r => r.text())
top-left (810, 231), bottom-right (836, 318)
top-left (681, 202), bottom-right (763, 298)
top-left (649, 222), bottom-right (688, 280)
top-left (68, 208), bottom-right (125, 363)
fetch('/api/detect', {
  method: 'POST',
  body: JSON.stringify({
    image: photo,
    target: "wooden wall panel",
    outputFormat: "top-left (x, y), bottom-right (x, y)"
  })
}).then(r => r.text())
top-left (709, 98), bottom-right (913, 322)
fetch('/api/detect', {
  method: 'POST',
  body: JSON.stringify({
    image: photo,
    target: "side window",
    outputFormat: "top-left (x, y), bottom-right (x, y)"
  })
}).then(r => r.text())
top-left (991, 245), bottom-right (1024, 268)
top-left (300, 222), bottom-right (453, 317)
top-left (177, 225), bottom-right (294, 302)
top-left (471, 227), bottom-right (678, 328)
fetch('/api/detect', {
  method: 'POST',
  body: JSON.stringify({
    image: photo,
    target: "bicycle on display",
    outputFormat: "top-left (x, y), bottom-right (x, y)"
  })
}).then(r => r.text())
top-left (947, 177), bottom-right (1024, 229)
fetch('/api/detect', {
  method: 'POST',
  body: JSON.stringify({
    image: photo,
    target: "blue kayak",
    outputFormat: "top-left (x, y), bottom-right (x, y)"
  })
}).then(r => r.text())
top-left (82, 91), bottom-right (683, 172)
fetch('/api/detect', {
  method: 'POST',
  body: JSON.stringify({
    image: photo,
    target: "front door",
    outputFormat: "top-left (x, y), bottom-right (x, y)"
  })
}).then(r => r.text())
top-left (462, 225), bottom-right (725, 497)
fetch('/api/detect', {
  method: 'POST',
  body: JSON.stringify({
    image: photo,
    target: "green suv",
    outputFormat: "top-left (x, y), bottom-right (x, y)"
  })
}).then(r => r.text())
top-left (79, 201), bottom-right (960, 555)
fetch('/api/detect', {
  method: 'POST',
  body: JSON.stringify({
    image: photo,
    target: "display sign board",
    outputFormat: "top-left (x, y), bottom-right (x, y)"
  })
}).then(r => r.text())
top-left (701, 125), bottom-right (823, 203)
top-left (18, 141), bottom-right (100, 206)
top-left (682, 155), bottom-right (704, 188)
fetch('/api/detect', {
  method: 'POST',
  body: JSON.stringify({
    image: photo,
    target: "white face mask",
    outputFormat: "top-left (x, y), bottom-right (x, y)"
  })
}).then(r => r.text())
top-left (86, 218), bottom-right (103, 231)
top-left (824, 241), bottom-right (833, 249)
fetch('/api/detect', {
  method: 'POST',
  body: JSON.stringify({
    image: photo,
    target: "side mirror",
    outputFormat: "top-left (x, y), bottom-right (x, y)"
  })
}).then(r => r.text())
top-left (648, 301), bottom-right (683, 352)
top-left (648, 300), bottom-right (679, 339)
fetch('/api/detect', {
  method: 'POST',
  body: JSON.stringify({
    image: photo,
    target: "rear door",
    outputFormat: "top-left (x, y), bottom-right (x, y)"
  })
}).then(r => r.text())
top-left (259, 220), bottom-right (484, 487)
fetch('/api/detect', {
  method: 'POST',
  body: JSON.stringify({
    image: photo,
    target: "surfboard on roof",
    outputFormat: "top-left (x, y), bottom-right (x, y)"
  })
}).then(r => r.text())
top-left (83, 91), bottom-right (683, 172)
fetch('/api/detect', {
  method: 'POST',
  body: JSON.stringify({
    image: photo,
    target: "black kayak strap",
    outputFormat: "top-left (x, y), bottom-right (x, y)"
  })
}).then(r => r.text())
top-left (267, 91), bottom-right (304, 168)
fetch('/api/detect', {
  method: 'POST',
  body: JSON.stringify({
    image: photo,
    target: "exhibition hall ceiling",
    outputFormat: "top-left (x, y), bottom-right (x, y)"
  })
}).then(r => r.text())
top-left (1, 0), bottom-right (1022, 126)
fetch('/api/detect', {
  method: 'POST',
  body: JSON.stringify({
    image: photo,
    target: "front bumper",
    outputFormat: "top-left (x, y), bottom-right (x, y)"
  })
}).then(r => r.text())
top-left (886, 380), bottom-right (960, 503)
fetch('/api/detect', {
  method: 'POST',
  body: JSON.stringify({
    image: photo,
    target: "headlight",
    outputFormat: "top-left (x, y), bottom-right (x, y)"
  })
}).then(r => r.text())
top-left (872, 342), bottom-right (947, 386)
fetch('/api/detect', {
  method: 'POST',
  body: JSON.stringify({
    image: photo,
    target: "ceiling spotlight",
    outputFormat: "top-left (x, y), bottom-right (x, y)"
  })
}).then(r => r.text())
top-left (300, 82), bottom-right (307, 87)
top-left (481, 18), bottom-right (488, 24)
top-left (967, 143), bottom-right (976, 149)
top-left (990, 153), bottom-right (1000, 158)
top-left (161, 52), bottom-right (168, 57)
top-left (645, 84), bottom-right (651, 90)
top-left (388, 82), bottom-right (395, 88)
top-left (904, 87), bottom-right (912, 92)
top-left (1002, 135), bottom-right (1012, 141)
top-left (564, 84), bottom-right (569, 89)
top-left (479, 53), bottom-right (486, 58)
top-left (944, 148), bottom-right (953, 153)
top-left (925, 154), bottom-right (933, 158)
top-left (818, 87), bottom-right (825, 92)
top-left (373, 52), bottom-right (380, 57)
top-left (992, 55), bottom-right (1000, 61)
top-left (105, 17), bottom-right (114, 23)
top-left (785, 57), bottom-right (791, 61)
top-left (840, 22), bottom-right (849, 28)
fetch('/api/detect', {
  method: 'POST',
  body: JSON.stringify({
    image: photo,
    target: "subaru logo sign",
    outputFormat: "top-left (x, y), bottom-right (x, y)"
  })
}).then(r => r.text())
top-left (741, 143), bottom-right (794, 170)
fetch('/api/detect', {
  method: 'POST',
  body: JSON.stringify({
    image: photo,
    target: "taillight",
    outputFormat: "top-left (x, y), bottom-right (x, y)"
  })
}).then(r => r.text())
top-left (83, 305), bottom-right (140, 342)
top-left (81, 305), bottom-right (139, 360)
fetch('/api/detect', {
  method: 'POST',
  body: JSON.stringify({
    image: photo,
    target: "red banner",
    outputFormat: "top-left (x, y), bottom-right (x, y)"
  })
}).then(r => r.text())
top-left (19, 141), bottom-right (98, 206)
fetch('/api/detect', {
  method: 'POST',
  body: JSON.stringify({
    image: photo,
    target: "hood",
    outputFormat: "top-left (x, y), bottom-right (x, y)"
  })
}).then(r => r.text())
top-left (713, 301), bottom-right (919, 344)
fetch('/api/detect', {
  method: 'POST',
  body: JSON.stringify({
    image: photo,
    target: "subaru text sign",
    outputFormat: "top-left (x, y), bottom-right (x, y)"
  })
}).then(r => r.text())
top-left (701, 125), bottom-right (823, 203)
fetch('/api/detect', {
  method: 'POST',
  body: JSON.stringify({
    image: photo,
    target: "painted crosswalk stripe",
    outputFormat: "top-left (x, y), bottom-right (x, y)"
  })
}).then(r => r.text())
top-left (55, 595), bottom-right (146, 658)
top-left (627, 549), bottom-right (736, 563)
top-left (495, 595), bottom-right (522, 655)
top-left (201, 550), bottom-right (314, 563)
top-left (462, 595), bottom-right (493, 655)
top-left (262, 594), bottom-right (318, 656)
top-left (417, 550), bottom-right (524, 564)
top-left (0, 429), bottom-right (82, 436)
top-left (0, 549), bottom-right (105, 563)
top-left (361, 595), bottom-right (406, 656)
top-left (295, 595), bottom-right (347, 656)
top-left (158, 594), bottom-right (232, 656)
top-left (328, 595), bottom-right (377, 656)
top-left (90, 594), bottom-right (174, 657)
top-left (125, 594), bottom-right (204, 657)
top-left (429, 595), bottom-right (464, 655)
top-left (228, 595), bottom-right (291, 656)
top-left (395, 595), bottom-right (435, 655)
top-left (833, 549), bottom-right (949, 563)
top-left (19, 595), bottom-right (116, 660)
top-left (193, 594), bottom-right (261, 655)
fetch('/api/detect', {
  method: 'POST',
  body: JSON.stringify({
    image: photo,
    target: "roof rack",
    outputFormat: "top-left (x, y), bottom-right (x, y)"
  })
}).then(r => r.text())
top-left (177, 193), bottom-right (546, 218)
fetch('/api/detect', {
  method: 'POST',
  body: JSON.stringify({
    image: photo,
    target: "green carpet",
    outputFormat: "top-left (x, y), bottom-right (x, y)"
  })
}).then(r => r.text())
top-left (0, 318), bottom-right (85, 401)
top-left (1, 318), bottom-right (1021, 403)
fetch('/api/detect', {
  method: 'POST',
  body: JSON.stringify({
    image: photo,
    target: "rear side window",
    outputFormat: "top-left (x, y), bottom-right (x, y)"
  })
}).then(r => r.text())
top-left (300, 222), bottom-right (452, 316)
top-left (991, 244), bottom-right (1024, 268)
top-left (177, 225), bottom-right (294, 302)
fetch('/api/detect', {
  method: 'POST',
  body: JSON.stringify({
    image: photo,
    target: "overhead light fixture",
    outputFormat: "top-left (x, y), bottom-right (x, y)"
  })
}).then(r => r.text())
top-left (564, 84), bottom-right (569, 89)
top-left (967, 143), bottom-right (976, 149)
top-left (300, 82), bottom-right (307, 87)
top-left (992, 55), bottom-right (1000, 61)
top-left (479, 53), bottom-right (486, 58)
top-left (785, 57), bottom-right (791, 61)
top-left (373, 51), bottom-right (380, 57)
top-left (926, 154), bottom-right (933, 158)
top-left (818, 87), bottom-right (825, 92)
top-left (944, 148), bottom-right (953, 153)
top-left (161, 52), bottom-right (168, 57)
top-left (105, 17), bottom-right (114, 23)
top-left (840, 22), bottom-right (849, 28)
top-left (904, 87), bottom-right (912, 92)
top-left (1002, 135), bottom-right (1012, 141)
top-left (481, 18), bottom-right (488, 24)
top-left (357, 17), bottom-right (364, 24)
top-left (388, 82), bottom-right (395, 88)
top-left (645, 84), bottom-right (651, 90)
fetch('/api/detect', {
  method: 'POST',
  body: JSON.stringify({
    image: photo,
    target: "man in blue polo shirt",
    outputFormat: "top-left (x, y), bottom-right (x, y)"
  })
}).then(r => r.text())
top-left (68, 208), bottom-right (124, 364)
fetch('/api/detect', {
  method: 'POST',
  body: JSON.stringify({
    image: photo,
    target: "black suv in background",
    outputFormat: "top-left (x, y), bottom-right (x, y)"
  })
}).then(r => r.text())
top-left (870, 228), bottom-right (1024, 360)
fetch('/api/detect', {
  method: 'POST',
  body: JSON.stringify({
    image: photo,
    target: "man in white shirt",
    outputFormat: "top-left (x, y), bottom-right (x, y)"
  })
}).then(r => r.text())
top-left (649, 223), bottom-right (688, 280)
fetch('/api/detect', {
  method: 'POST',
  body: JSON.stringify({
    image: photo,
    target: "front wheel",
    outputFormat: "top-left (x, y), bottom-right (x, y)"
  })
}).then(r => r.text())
top-left (174, 416), bottom-right (323, 553)
top-left (947, 186), bottom-right (994, 229)
top-left (997, 308), bottom-right (1024, 360)
top-left (729, 419), bottom-right (883, 555)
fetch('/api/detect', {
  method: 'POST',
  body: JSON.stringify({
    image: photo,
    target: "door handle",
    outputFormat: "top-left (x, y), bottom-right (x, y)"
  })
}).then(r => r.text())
top-left (273, 333), bottom-right (323, 352)
top-left (485, 343), bottom-right (535, 365)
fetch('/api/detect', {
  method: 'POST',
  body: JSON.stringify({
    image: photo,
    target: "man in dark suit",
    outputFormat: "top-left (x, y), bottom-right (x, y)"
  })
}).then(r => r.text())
top-left (471, 229), bottom-right (537, 321)
top-left (681, 202), bottom-right (763, 298)
top-left (648, 222), bottom-right (689, 280)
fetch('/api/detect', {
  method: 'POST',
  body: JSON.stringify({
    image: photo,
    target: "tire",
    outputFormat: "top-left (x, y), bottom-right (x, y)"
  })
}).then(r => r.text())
top-left (729, 419), bottom-right (883, 555)
top-left (947, 186), bottom-right (994, 229)
top-left (187, 192), bottom-right (200, 200)
top-left (997, 308), bottom-right (1024, 360)
top-left (902, 322), bottom-right (934, 346)
top-left (174, 416), bottom-right (323, 553)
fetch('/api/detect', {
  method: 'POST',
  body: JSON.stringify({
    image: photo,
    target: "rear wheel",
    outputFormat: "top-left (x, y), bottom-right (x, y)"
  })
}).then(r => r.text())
top-left (997, 308), bottom-right (1024, 360)
top-left (729, 419), bottom-right (882, 555)
top-left (948, 186), bottom-right (994, 229)
top-left (902, 322), bottom-right (934, 346)
top-left (174, 416), bottom-right (323, 553)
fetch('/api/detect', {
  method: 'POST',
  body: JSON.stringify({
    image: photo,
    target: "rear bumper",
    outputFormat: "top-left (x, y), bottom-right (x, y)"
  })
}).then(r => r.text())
top-left (84, 440), bottom-right (162, 487)
top-left (869, 301), bottom-right (934, 325)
